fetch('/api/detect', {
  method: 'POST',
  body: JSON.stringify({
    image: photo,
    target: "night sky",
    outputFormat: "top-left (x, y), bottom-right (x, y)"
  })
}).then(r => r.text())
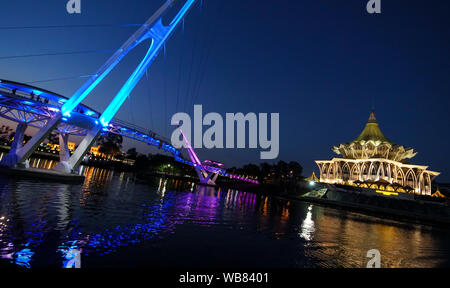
top-left (0, 0), bottom-right (449, 180)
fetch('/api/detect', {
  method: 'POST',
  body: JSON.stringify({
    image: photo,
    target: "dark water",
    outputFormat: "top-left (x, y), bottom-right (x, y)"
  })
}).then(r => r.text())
top-left (0, 167), bottom-right (450, 268)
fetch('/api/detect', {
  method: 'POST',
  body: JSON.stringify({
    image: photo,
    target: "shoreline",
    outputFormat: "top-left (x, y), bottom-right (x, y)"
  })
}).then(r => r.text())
top-left (141, 174), bottom-right (450, 228)
top-left (271, 188), bottom-right (450, 228)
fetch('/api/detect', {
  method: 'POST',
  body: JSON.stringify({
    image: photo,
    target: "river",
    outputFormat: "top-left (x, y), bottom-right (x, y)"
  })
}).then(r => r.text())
top-left (0, 167), bottom-right (449, 268)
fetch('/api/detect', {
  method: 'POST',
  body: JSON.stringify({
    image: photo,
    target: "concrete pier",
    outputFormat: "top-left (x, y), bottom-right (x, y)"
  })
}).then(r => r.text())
top-left (0, 122), bottom-right (28, 168)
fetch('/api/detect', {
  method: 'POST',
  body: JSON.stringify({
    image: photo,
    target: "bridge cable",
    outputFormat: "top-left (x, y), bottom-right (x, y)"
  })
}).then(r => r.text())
top-left (25, 74), bottom-right (96, 84)
top-left (162, 54), bottom-right (170, 139)
top-left (174, 30), bottom-right (185, 114)
top-left (190, 0), bottom-right (223, 107)
top-left (187, 8), bottom-right (212, 109)
top-left (0, 49), bottom-right (116, 60)
top-left (183, 17), bottom-right (201, 113)
top-left (181, 0), bottom-right (213, 112)
top-left (184, 1), bottom-right (208, 112)
top-left (145, 70), bottom-right (155, 132)
top-left (0, 24), bottom-right (143, 30)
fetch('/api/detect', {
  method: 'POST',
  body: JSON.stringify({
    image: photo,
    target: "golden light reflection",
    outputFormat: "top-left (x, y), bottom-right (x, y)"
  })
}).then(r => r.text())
top-left (158, 178), bottom-right (168, 197)
top-left (375, 190), bottom-right (398, 196)
top-left (299, 205), bottom-right (315, 242)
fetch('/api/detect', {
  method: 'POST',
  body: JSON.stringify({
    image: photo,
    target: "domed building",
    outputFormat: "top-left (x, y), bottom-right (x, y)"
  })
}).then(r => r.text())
top-left (315, 112), bottom-right (440, 195)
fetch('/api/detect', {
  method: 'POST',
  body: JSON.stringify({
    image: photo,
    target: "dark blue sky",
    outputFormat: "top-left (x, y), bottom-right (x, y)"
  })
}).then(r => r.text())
top-left (0, 0), bottom-right (449, 180)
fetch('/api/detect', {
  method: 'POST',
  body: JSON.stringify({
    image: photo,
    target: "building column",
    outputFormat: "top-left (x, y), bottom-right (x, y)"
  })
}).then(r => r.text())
top-left (418, 172), bottom-right (425, 195)
top-left (426, 173), bottom-right (432, 195)
top-left (0, 122), bottom-right (28, 168)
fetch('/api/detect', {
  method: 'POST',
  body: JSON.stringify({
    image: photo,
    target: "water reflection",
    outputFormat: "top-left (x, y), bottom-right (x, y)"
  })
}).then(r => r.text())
top-left (0, 168), bottom-right (450, 268)
top-left (299, 205), bottom-right (315, 242)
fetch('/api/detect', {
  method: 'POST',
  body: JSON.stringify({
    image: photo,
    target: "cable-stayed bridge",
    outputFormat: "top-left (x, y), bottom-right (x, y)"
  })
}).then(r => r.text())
top-left (0, 0), bottom-right (259, 186)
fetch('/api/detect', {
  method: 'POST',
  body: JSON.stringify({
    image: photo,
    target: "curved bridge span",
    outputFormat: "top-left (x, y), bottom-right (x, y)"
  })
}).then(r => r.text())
top-left (0, 80), bottom-right (258, 185)
top-left (0, 79), bottom-right (179, 155)
top-left (0, 1), bottom-right (258, 185)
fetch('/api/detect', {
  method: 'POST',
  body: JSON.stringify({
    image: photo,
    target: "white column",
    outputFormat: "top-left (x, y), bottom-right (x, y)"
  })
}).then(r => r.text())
top-left (54, 125), bottom-right (101, 173)
top-left (0, 122), bottom-right (28, 167)
top-left (59, 133), bottom-right (71, 162)
top-left (16, 116), bottom-right (61, 167)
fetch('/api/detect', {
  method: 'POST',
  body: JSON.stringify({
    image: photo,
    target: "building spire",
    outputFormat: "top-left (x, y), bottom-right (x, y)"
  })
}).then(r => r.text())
top-left (368, 110), bottom-right (377, 123)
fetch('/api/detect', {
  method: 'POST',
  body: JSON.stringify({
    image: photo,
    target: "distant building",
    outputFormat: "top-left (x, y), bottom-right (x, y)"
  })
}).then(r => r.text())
top-left (122, 158), bottom-right (135, 166)
top-left (47, 141), bottom-right (76, 151)
top-left (316, 112), bottom-right (439, 195)
top-left (89, 146), bottom-right (103, 157)
top-left (305, 172), bottom-right (319, 182)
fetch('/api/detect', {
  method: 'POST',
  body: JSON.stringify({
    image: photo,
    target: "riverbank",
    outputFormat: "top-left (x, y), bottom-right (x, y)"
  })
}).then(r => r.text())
top-left (105, 171), bottom-right (450, 227)
top-left (274, 183), bottom-right (450, 227)
top-left (0, 166), bottom-right (85, 183)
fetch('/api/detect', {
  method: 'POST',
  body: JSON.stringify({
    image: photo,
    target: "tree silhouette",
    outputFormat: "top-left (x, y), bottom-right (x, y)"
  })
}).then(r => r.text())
top-left (47, 132), bottom-right (59, 145)
top-left (126, 147), bottom-right (138, 160)
top-left (96, 132), bottom-right (123, 159)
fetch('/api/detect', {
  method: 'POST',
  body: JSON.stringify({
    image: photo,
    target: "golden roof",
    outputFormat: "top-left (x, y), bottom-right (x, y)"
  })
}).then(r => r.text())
top-left (305, 172), bottom-right (319, 182)
top-left (432, 190), bottom-right (446, 198)
top-left (332, 111), bottom-right (417, 161)
top-left (352, 112), bottom-right (391, 145)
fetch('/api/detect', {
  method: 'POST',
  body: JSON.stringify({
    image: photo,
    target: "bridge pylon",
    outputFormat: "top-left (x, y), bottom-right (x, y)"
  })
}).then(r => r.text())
top-left (3, 0), bottom-right (197, 172)
top-left (0, 122), bottom-right (29, 167)
top-left (179, 129), bottom-right (219, 186)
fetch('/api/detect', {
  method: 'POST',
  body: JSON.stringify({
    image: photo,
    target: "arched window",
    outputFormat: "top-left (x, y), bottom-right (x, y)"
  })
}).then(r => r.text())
top-left (396, 170), bottom-right (404, 186)
top-left (321, 164), bottom-right (328, 179)
top-left (351, 164), bottom-right (360, 181)
top-left (370, 162), bottom-right (379, 179)
top-left (342, 163), bottom-right (350, 181)
top-left (406, 170), bottom-right (415, 189)
top-left (328, 165), bottom-right (334, 178)
top-left (383, 163), bottom-right (390, 180)
top-left (362, 164), bottom-right (369, 176)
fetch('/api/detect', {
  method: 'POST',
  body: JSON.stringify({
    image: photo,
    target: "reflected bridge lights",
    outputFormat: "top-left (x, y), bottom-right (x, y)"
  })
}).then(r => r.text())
top-left (62, 248), bottom-right (82, 268)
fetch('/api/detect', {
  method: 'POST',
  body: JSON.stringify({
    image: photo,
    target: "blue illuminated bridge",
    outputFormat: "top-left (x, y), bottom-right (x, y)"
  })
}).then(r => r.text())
top-left (0, 79), bottom-right (259, 185)
top-left (0, 0), bottom-right (259, 185)
top-left (0, 79), bottom-right (179, 154)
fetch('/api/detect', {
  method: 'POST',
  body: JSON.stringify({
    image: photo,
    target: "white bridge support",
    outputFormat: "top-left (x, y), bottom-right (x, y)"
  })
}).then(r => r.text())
top-left (15, 116), bottom-right (61, 167)
top-left (54, 126), bottom-right (101, 173)
top-left (54, 132), bottom-right (73, 172)
top-left (181, 129), bottom-right (219, 186)
top-left (59, 133), bottom-right (70, 163)
top-left (190, 153), bottom-right (218, 186)
top-left (0, 122), bottom-right (28, 167)
top-left (2, 0), bottom-right (197, 173)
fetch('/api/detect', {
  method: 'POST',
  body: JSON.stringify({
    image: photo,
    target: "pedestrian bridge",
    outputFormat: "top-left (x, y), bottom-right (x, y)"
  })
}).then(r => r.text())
top-left (0, 79), bottom-right (258, 185)
top-left (0, 0), bottom-right (259, 186)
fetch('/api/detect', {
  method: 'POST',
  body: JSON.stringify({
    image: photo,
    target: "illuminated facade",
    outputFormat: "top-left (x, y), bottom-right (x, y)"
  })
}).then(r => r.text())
top-left (47, 142), bottom-right (76, 152)
top-left (316, 112), bottom-right (440, 195)
top-left (89, 146), bottom-right (104, 157)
